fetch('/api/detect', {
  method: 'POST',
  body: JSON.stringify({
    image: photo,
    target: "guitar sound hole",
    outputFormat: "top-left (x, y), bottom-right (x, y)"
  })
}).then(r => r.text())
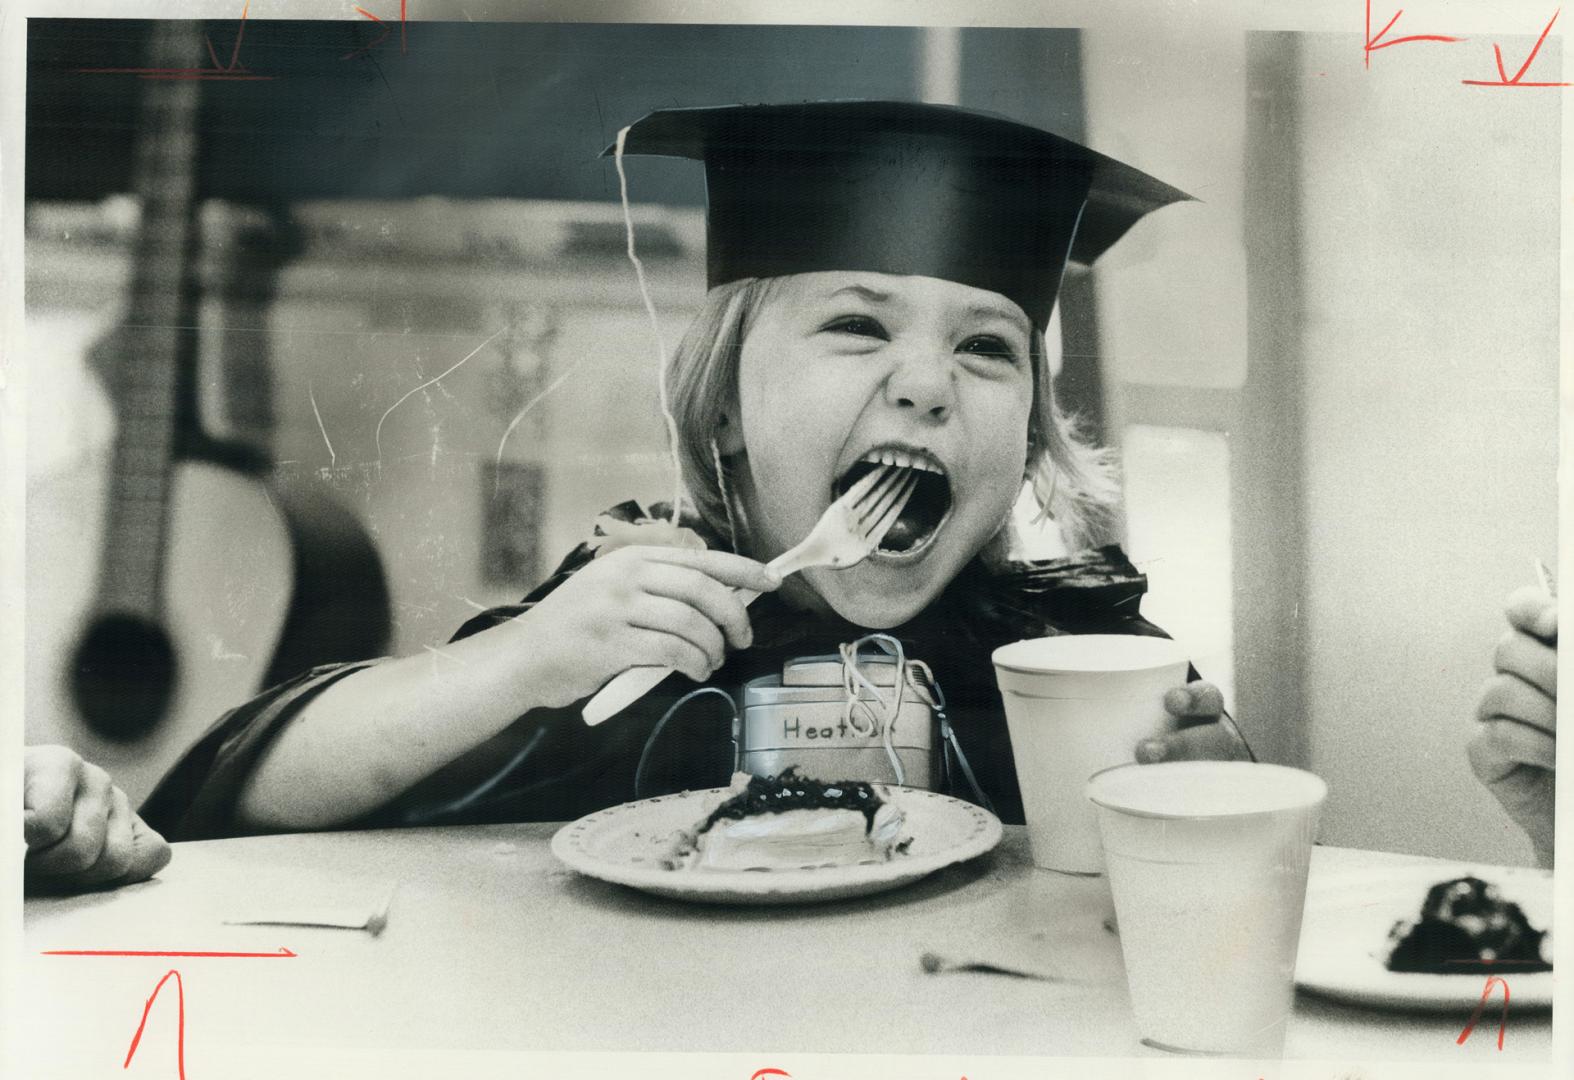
top-left (70, 615), bottom-right (178, 742)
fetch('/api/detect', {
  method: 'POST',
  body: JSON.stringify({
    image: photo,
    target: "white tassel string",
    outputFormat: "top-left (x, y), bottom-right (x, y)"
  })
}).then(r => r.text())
top-left (614, 125), bottom-right (686, 525)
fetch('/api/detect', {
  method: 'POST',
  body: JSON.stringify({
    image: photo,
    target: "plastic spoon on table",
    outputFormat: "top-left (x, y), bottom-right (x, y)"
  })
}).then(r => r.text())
top-left (581, 464), bottom-right (918, 726)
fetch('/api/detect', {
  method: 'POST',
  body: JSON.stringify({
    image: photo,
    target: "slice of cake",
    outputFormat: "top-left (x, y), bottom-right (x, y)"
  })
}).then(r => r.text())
top-left (1383, 875), bottom-right (1553, 974)
top-left (662, 768), bottom-right (910, 871)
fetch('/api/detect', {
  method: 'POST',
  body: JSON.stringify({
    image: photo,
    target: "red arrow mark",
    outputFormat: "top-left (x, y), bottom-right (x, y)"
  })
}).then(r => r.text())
top-left (1365, 0), bottom-right (1466, 69)
top-left (73, 0), bottom-right (274, 80)
top-left (345, 0), bottom-right (409, 60)
top-left (1456, 975), bottom-right (1511, 1050)
top-left (1462, 8), bottom-right (1571, 86)
top-left (124, 970), bottom-right (186, 1080)
top-left (204, 0), bottom-right (252, 74)
top-left (43, 946), bottom-right (296, 958)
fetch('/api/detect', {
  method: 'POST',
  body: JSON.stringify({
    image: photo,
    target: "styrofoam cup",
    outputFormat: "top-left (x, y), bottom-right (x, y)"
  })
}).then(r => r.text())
top-left (991, 634), bottom-right (1190, 874)
top-left (1086, 761), bottom-right (1327, 1057)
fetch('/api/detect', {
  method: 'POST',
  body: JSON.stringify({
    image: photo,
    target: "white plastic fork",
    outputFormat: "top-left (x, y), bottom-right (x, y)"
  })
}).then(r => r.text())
top-left (581, 464), bottom-right (919, 726)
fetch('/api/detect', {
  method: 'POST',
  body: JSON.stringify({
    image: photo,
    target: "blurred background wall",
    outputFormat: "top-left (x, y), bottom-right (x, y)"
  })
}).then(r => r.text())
top-left (22, 20), bottom-right (1557, 865)
top-left (1290, 35), bottom-right (1558, 864)
top-left (1078, 25), bottom-right (1558, 865)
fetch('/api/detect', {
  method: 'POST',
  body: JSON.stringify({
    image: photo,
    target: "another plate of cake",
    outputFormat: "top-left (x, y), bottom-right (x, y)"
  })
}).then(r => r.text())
top-left (550, 768), bottom-right (1003, 904)
top-left (1295, 862), bottom-right (1553, 1011)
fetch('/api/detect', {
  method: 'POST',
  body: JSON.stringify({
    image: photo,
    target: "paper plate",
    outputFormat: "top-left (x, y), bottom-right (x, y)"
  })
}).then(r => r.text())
top-left (551, 786), bottom-right (1002, 905)
top-left (1295, 862), bottom-right (1554, 1011)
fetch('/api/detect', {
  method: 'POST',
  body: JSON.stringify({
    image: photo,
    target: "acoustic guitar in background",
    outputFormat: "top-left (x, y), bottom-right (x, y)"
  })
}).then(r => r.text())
top-left (24, 22), bottom-right (391, 805)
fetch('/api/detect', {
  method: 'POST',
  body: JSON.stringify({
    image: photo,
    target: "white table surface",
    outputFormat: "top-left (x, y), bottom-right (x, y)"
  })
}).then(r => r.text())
top-left (19, 824), bottom-right (1552, 1068)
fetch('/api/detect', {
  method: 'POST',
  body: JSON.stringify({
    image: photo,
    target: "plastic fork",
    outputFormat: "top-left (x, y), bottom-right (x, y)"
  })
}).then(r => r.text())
top-left (581, 464), bottom-right (919, 726)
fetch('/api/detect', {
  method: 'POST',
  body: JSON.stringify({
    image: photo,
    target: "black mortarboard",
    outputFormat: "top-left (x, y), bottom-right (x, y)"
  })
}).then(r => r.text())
top-left (606, 100), bottom-right (1193, 329)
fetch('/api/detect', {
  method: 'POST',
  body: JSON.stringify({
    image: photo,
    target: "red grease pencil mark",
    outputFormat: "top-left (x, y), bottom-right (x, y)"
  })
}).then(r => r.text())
top-left (751, 1071), bottom-right (790, 1080)
top-left (206, 0), bottom-right (251, 74)
top-left (345, 1), bottom-right (410, 61)
top-left (43, 946), bottom-right (296, 958)
top-left (67, 69), bottom-right (274, 81)
top-left (124, 970), bottom-right (186, 1080)
top-left (345, 7), bottom-right (389, 60)
top-left (1462, 9), bottom-right (1572, 86)
top-left (1456, 975), bottom-right (1511, 1050)
top-left (1364, 0), bottom-right (1466, 69)
top-left (74, 0), bottom-right (274, 81)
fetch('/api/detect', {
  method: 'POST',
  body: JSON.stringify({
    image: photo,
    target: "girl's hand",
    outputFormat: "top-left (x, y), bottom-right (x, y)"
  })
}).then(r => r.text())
top-left (1467, 585), bottom-right (1556, 867)
top-left (24, 745), bottom-right (172, 895)
top-left (1135, 681), bottom-right (1253, 764)
top-left (508, 545), bottom-right (781, 710)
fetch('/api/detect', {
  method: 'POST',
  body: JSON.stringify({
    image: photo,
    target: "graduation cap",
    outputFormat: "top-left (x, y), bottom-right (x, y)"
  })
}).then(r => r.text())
top-left (607, 100), bottom-right (1193, 329)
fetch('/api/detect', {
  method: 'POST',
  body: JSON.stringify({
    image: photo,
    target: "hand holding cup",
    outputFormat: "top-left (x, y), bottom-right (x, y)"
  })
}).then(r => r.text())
top-left (1136, 680), bottom-right (1254, 764)
top-left (992, 634), bottom-right (1191, 875)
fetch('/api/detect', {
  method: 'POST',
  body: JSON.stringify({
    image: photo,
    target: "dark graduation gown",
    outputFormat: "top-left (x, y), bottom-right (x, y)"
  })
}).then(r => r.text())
top-left (140, 502), bottom-right (1175, 841)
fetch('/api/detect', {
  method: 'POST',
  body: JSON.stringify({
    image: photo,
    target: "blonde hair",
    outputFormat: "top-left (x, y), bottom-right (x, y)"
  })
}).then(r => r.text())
top-left (666, 277), bottom-right (1121, 557)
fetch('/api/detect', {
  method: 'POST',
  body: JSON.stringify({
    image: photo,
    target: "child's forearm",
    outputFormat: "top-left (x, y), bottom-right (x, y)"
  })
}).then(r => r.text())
top-left (235, 615), bottom-right (569, 832)
top-left (233, 544), bottom-right (775, 831)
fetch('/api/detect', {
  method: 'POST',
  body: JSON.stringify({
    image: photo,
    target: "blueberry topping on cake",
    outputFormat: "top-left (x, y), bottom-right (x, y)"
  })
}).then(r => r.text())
top-left (663, 768), bottom-right (910, 872)
top-left (696, 766), bottom-right (884, 835)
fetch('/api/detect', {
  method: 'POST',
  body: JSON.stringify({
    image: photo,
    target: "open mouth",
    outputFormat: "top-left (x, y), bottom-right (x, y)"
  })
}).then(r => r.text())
top-left (833, 447), bottom-right (953, 555)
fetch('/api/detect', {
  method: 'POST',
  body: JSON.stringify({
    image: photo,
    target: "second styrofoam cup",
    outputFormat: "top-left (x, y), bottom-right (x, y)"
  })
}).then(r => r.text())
top-left (1086, 761), bottom-right (1327, 1056)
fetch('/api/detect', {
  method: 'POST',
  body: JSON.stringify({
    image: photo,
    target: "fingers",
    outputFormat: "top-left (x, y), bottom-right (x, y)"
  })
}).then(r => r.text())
top-left (1504, 585), bottom-right (1557, 643)
top-left (124, 817), bottom-right (174, 884)
top-left (1137, 721), bottom-right (1250, 764)
top-left (25, 762), bottom-right (114, 879)
top-left (636, 561), bottom-right (754, 652)
top-left (23, 745), bottom-right (84, 850)
top-left (1141, 682), bottom-right (1242, 762)
top-left (1163, 682), bottom-right (1225, 724)
top-left (75, 785), bottom-right (137, 887)
top-left (520, 544), bottom-right (780, 705)
top-left (637, 546), bottom-right (781, 594)
top-left (1468, 717), bottom-right (1556, 781)
top-left (1475, 671), bottom-right (1555, 737)
top-left (1494, 628), bottom-right (1556, 697)
top-left (23, 746), bottom-right (172, 894)
top-left (627, 626), bottom-right (715, 684)
top-left (627, 594), bottom-right (728, 676)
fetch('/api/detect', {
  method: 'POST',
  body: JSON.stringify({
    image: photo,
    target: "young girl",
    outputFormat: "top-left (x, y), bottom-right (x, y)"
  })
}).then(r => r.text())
top-left (141, 101), bottom-right (1249, 840)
